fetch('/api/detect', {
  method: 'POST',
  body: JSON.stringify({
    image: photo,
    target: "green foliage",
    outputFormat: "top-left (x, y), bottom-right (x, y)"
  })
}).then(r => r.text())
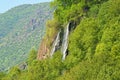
top-left (2, 67), bottom-right (21, 80)
top-left (18, 51), bottom-right (63, 80)
top-left (0, 72), bottom-right (6, 80)
top-left (26, 51), bottom-right (63, 80)
top-left (51, 0), bottom-right (108, 23)
top-left (57, 55), bottom-right (120, 80)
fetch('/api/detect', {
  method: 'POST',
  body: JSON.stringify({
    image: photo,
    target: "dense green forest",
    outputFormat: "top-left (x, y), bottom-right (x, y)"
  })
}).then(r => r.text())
top-left (0, 3), bottom-right (53, 71)
top-left (0, 0), bottom-right (120, 80)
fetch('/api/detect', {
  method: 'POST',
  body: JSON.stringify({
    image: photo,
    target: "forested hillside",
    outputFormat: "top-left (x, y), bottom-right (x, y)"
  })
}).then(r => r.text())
top-left (0, 0), bottom-right (120, 80)
top-left (0, 2), bottom-right (53, 71)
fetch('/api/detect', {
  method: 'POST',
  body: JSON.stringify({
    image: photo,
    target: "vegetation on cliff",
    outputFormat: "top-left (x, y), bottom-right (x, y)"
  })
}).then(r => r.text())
top-left (0, 0), bottom-right (120, 80)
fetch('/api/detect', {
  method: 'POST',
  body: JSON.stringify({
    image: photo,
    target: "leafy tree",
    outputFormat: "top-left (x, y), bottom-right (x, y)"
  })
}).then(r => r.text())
top-left (2, 67), bottom-right (21, 80)
top-left (27, 47), bottom-right (37, 65)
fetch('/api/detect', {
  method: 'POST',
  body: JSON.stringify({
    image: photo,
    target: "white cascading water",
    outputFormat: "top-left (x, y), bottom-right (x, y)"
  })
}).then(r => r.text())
top-left (50, 31), bottom-right (60, 56)
top-left (61, 23), bottom-right (69, 60)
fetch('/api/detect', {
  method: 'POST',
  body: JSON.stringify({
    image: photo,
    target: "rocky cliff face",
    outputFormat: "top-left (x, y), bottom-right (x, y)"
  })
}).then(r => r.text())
top-left (37, 39), bottom-right (50, 60)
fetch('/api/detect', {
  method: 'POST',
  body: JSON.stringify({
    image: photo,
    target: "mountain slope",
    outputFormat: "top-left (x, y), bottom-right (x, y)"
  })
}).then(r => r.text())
top-left (0, 2), bottom-right (53, 71)
top-left (0, 0), bottom-right (120, 80)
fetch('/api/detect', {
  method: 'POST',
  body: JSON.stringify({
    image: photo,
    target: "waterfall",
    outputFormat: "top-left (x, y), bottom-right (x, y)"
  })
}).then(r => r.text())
top-left (50, 31), bottom-right (60, 56)
top-left (61, 23), bottom-right (69, 60)
top-left (50, 23), bottom-right (71, 60)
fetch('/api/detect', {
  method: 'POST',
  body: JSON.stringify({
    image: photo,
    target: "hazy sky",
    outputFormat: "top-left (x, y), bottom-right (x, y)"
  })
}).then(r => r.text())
top-left (0, 0), bottom-right (52, 13)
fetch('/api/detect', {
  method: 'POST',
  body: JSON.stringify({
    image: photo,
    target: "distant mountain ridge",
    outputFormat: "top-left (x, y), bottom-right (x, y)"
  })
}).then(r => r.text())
top-left (0, 2), bottom-right (53, 71)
